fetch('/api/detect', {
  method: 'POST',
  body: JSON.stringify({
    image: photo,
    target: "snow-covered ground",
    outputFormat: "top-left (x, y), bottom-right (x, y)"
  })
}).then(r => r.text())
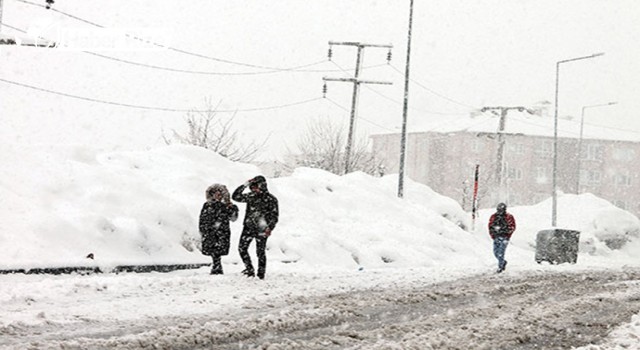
top-left (1, 144), bottom-right (640, 348)
top-left (2, 1), bottom-right (640, 347)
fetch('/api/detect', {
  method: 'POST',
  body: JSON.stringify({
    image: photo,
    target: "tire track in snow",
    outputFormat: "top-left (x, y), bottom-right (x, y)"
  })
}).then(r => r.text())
top-left (4, 269), bottom-right (640, 349)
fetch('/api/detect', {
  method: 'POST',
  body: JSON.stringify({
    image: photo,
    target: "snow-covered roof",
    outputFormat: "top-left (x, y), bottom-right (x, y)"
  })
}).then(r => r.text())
top-left (394, 110), bottom-right (640, 143)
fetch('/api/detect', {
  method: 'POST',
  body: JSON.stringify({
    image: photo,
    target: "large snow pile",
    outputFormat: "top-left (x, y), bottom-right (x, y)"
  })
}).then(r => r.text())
top-left (2, 143), bottom-right (639, 271)
top-left (0, 143), bottom-right (483, 270)
top-left (476, 193), bottom-right (640, 260)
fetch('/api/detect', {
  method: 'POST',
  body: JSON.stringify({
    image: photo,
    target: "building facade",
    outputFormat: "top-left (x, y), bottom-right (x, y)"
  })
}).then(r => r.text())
top-left (371, 120), bottom-right (640, 217)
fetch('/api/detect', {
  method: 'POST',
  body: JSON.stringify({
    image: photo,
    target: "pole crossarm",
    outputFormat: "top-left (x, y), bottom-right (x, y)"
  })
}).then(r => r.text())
top-left (329, 41), bottom-right (393, 49)
top-left (478, 105), bottom-right (535, 202)
top-left (323, 40), bottom-right (393, 175)
top-left (323, 77), bottom-right (392, 85)
top-left (480, 106), bottom-right (535, 114)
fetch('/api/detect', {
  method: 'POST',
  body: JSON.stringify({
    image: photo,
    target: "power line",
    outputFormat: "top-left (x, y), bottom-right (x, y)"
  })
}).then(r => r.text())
top-left (388, 63), bottom-right (478, 109)
top-left (84, 52), bottom-right (324, 76)
top-left (84, 51), bottom-right (387, 76)
top-left (0, 76), bottom-right (322, 113)
top-left (330, 60), bottom-right (468, 116)
top-left (365, 83), bottom-right (469, 116)
top-left (1, 22), bottom-right (390, 77)
top-left (11, 0), bottom-right (331, 72)
top-left (324, 97), bottom-right (396, 132)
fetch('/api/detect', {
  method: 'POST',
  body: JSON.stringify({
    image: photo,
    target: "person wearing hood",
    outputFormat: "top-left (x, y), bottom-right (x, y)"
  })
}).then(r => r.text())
top-left (232, 175), bottom-right (279, 279)
top-left (488, 202), bottom-right (516, 273)
top-left (199, 184), bottom-right (239, 275)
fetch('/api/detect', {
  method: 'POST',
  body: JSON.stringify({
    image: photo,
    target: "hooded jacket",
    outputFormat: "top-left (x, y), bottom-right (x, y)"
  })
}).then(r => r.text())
top-left (199, 184), bottom-right (239, 256)
top-left (488, 210), bottom-right (516, 239)
top-left (232, 176), bottom-right (279, 233)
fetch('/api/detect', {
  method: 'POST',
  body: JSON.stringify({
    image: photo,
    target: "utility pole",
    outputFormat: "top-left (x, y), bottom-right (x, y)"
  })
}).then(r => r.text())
top-left (323, 41), bottom-right (392, 174)
top-left (480, 106), bottom-right (533, 200)
top-left (397, 0), bottom-right (414, 198)
top-left (0, 0), bottom-right (4, 34)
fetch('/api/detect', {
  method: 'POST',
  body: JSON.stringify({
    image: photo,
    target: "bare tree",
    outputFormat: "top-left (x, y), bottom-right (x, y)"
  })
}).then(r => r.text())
top-left (291, 117), bottom-right (383, 175)
top-left (164, 99), bottom-right (267, 162)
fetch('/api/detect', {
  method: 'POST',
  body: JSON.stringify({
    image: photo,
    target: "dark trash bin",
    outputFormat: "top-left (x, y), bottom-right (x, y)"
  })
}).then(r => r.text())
top-left (535, 229), bottom-right (580, 264)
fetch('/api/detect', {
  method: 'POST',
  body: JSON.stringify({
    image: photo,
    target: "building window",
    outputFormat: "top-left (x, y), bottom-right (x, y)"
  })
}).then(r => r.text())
top-left (472, 139), bottom-right (485, 153)
top-left (612, 148), bottom-right (635, 161)
top-left (535, 141), bottom-right (553, 158)
top-left (535, 167), bottom-right (548, 184)
top-left (583, 170), bottom-right (601, 185)
top-left (509, 143), bottom-right (525, 155)
top-left (613, 172), bottom-right (632, 186)
top-left (584, 144), bottom-right (604, 161)
top-left (507, 167), bottom-right (523, 181)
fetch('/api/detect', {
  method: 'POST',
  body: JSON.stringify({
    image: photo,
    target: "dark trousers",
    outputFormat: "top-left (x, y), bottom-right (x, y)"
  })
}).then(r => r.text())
top-left (211, 254), bottom-right (223, 274)
top-left (238, 227), bottom-right (268, 277)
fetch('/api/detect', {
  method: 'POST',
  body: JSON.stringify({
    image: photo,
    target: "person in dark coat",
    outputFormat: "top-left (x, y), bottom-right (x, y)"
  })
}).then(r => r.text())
top-left (199, 184), bottom-right (239, 275)
top-left (232, 175), bottom-right (279, 280)
top-left (488, 202), bottom-right (516, 273)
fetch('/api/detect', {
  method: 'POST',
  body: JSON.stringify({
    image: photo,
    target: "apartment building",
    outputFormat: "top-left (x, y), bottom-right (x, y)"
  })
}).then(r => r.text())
top-left (371, 110), bottom-right (640, 217)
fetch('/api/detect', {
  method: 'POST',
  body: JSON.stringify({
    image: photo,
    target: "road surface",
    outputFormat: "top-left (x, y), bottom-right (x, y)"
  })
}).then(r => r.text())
top-left (3, 268), bottom-right (640, 349)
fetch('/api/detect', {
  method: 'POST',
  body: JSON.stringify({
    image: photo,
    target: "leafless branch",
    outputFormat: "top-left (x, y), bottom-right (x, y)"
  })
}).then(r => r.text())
top-left (163, 99), bottom-right (267, 162)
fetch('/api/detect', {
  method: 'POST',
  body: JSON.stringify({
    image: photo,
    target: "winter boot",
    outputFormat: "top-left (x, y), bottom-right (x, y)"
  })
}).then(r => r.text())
top-left (241, 268), bottom-right (255, 277)
top-left (496, 260), bottom-right (507, 273)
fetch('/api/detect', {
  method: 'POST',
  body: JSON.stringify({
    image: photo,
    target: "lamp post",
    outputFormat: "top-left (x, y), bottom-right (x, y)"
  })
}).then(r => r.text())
top-left (552, 52), bottom-right (604, 227)
top-left (575, 101), bottom-right (617, 193)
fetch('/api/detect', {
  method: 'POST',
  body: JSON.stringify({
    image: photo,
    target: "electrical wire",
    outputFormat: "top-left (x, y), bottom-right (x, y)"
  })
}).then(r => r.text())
top-left (0, 76), bottom-right (323, 113)
top-left (11, 0), bottom-right (336, 73)
top-left (388, 63), bottom-right (478, 109)
top-left (84, 52), bottom-right (386, 76)
top-left (1, 22), bottom-right (389, 77)
top-left (324, 97), bottom-right (397, 132)
top-left (328, 60), bottom-right (470, 116)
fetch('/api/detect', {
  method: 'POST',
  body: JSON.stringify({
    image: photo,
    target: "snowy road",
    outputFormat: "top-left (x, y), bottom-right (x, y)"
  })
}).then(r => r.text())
top-left (208, 269), bottom-right (640, 349)
top-left (2, 266), bottom-right (640, 349)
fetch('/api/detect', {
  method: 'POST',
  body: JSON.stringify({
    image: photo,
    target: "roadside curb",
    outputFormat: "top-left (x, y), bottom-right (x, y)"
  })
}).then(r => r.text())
top-left (0, 263), bottom-right (211, 275)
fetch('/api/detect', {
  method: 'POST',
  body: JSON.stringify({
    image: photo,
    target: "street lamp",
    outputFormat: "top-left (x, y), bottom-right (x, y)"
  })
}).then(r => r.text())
top-left (575, 101), bottom-right (617, 193)
top-left (552, 52), bottom-right (604, 227)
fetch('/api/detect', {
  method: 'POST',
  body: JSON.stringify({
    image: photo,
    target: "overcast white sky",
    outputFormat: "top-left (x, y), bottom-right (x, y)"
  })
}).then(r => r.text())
top-left (1, 0), bottom-right (639, 160)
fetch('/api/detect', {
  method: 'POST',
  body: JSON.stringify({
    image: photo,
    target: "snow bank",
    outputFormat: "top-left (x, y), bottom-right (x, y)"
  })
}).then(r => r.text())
top-left (2, 143), bottom-right (639, 271)
top-left (476, 193), bottom-right (640, 260)
top-left (0, 144), bottom-right (258, 268)
top-left (0, 144), bottom-right (484, 270)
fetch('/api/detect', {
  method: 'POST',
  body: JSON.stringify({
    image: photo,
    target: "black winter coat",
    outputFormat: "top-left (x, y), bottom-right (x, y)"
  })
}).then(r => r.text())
top-left (199, 201), bottom-right (239, 256)
top-left (232, 183), bottom-right (279, 234)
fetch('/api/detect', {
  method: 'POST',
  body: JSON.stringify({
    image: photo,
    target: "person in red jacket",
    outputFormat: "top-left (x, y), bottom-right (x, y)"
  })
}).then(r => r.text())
top-left (488, 202), bottom-right (516, 273)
